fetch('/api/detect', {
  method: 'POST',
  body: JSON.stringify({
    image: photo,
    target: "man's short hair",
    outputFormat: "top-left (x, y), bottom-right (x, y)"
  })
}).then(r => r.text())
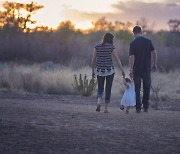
top-left (133, 26), bottom-right (142, 34)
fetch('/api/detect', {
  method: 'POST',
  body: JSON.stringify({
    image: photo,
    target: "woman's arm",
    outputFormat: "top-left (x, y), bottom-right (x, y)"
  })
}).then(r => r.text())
top-left (91, 49), bottom-right (97, 77)
top-left (112, 50), bottom-right (125, 77)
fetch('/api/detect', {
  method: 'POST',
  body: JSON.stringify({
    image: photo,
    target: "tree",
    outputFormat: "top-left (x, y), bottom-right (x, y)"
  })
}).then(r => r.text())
top-left (33, 26), bottom-right (53, 32)
top-left (114, 21), bottom-right (133, 31)
top-left (0, 1), bottom-right (43, 33)
top-left (136, 17), bottom-right (148, 32)
top-left (168, 19), bottom-right (180, 32)
top-left (22, 2), bottom-right (44, 32)
top-left (56, 20), bottom-right (75, 34)
top-left (92, 17), bottom-right (114, 31)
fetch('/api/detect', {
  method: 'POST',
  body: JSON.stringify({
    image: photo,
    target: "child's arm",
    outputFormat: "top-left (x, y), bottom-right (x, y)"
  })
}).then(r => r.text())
top-left (123, 79), bottom-right (129, 88)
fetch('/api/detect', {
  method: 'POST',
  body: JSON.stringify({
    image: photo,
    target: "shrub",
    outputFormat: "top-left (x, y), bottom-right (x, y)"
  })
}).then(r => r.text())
top-left (151, 73), bottom-right (164, 109)
top-left (73, 74), bottom-right (97, 96)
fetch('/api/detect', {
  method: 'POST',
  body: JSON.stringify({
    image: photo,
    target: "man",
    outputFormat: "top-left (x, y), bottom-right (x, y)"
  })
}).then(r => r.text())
top-left (129, 26), bottom-right (157, 113)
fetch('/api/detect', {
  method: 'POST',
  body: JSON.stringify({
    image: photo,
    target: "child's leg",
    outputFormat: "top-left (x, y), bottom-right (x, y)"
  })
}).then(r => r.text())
top-left (120, 105), bottom-right (124, 110)
top-left (125, 106), bottom-right (130, 114)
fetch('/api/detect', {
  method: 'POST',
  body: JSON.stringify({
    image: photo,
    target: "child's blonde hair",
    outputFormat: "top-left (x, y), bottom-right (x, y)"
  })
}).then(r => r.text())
top-left (125, 77), bottom-right (131, 83)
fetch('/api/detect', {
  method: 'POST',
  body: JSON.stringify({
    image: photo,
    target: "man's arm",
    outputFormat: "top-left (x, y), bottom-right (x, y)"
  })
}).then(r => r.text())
top-left (151, 50), bottom-right (157, 71)
top-left (129, 55), bottom-right (135, 78)
top-left (129, 42), bottom-right (135, 78)
top-left (129, 55), bottom-right (135, 70)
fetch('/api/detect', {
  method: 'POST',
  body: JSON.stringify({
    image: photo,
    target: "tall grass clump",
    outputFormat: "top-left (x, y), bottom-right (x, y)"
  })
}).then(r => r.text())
top-left (73, 74), bottom-right (97, 96)
top-left (0, 63), bottom-right (91, 95)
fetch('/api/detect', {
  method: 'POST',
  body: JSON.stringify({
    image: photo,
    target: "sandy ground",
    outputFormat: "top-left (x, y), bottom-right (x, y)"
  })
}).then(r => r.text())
top-left (0, 92), bottom-right (180, 154)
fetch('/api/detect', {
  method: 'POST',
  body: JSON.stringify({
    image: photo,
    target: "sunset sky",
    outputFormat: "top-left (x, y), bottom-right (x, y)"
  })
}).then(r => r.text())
top-left (0, 0), bottom-right (180, 30)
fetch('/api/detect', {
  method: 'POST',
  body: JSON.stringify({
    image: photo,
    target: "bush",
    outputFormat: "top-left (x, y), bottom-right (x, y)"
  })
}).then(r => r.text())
top-left (73, 74), bottom-right (97, 96)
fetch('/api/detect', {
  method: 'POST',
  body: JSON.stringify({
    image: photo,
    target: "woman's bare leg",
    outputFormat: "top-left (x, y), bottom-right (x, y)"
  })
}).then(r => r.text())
top-left (96, 97), bottom-right (102, 112)
top-left (104, 103), bottom-right (109, 113)
top-left (98, 97), bottom-right (102, 105)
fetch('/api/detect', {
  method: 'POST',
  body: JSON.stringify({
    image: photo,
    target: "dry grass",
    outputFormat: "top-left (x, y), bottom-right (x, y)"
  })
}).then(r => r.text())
top-left (0, 63), bottom-right (179, 102)
top-left (0, 63), bottom-right (90, 95)
top-left (114, 70), bottom-right (180, 102)
top-left (151, 71), bottom-right (180, 101)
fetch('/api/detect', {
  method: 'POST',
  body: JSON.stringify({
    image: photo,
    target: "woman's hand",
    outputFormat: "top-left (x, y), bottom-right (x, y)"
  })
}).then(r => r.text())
top-left (129, 69), bottom-right (133, 79)
top-left (92, 70), bottom-right (95, 78)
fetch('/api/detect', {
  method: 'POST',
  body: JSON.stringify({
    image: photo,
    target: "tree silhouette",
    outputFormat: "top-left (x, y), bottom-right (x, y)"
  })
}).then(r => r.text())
top-left (168, 19), bottom-right (180, 32)
top-left (0, 1), bottom-right (43, 33)
top-left (92, 17), bottom-right (114, 31)
top-left (56, 21), bottom-right (75, 33)
top-left (136, 17), bottom-right (148, 32)
top-left (91, 17), bottom-right (133, 32)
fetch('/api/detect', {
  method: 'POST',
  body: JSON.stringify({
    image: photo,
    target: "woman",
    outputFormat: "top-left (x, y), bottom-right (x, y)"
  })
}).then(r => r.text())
top-left (91, 32), bottom-right (125, 113)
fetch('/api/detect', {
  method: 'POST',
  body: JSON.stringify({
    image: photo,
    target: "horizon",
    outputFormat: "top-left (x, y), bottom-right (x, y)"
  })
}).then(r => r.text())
top-left (0, 0), bottom-right (180, 31)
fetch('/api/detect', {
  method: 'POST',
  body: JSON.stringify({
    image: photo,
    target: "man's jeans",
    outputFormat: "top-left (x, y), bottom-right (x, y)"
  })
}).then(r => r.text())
top-left (133, 73), bottom-right (151, 111)
top-left (97, 73), bottom-right (114, 104)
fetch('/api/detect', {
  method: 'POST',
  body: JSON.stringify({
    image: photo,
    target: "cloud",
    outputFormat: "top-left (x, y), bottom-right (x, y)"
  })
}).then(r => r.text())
top-left (166, 3), bottom-right (178, 7)
top-left (111, 1), bottom-right (180, 29)
top-left (164, 0), bottom-right (180, 5)
top-left (60, 1), bottom-right (180, 30)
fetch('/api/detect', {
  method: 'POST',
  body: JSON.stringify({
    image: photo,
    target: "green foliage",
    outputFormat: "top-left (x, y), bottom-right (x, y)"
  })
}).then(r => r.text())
top-left (152, 31), bottom-right (180, 47)
top-left (73, 74), bottom-right (97, 97)
top-left (0, 1), bottom-right (43, 33)
top-left (116, 30), bottom-right (133, 43)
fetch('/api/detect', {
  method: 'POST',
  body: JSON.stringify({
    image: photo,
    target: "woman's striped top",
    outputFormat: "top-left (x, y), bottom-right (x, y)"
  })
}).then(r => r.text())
top-left (94, 43), bottom-right (115, 76)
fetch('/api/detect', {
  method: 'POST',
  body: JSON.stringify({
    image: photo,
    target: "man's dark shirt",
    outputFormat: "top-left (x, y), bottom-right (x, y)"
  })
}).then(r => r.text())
top-left (129, 36), bottom-right (155, 74)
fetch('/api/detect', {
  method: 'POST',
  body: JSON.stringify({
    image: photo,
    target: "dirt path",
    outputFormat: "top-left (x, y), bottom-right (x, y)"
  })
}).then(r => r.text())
top-left (0, 94), bottom-right (180, 154)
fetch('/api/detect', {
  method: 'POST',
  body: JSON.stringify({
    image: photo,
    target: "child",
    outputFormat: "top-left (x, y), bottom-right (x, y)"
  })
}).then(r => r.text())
top-left (120, 77), bottom-right (136, 114)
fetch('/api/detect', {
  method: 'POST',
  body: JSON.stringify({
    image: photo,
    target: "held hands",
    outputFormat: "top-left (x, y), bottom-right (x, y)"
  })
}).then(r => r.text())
top-left (92, 70), bottom-right (95, 78)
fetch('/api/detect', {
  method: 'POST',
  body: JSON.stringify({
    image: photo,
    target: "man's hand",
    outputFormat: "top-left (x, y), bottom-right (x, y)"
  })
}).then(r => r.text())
top-left (129, 69), bottom-right (133, 79)
top-left (129, 55), bottom-right (134, 79)
top-left (152, 63), bottom-right (157, 72)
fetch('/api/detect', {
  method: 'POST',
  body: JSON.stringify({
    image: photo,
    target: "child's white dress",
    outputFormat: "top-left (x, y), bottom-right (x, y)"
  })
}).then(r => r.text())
top-left (121, 82), bottom-right (136, 107)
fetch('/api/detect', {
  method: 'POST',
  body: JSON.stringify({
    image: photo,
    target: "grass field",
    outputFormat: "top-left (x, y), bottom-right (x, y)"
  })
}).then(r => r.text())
top-left (0, 62), bottom-right (179, 102)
